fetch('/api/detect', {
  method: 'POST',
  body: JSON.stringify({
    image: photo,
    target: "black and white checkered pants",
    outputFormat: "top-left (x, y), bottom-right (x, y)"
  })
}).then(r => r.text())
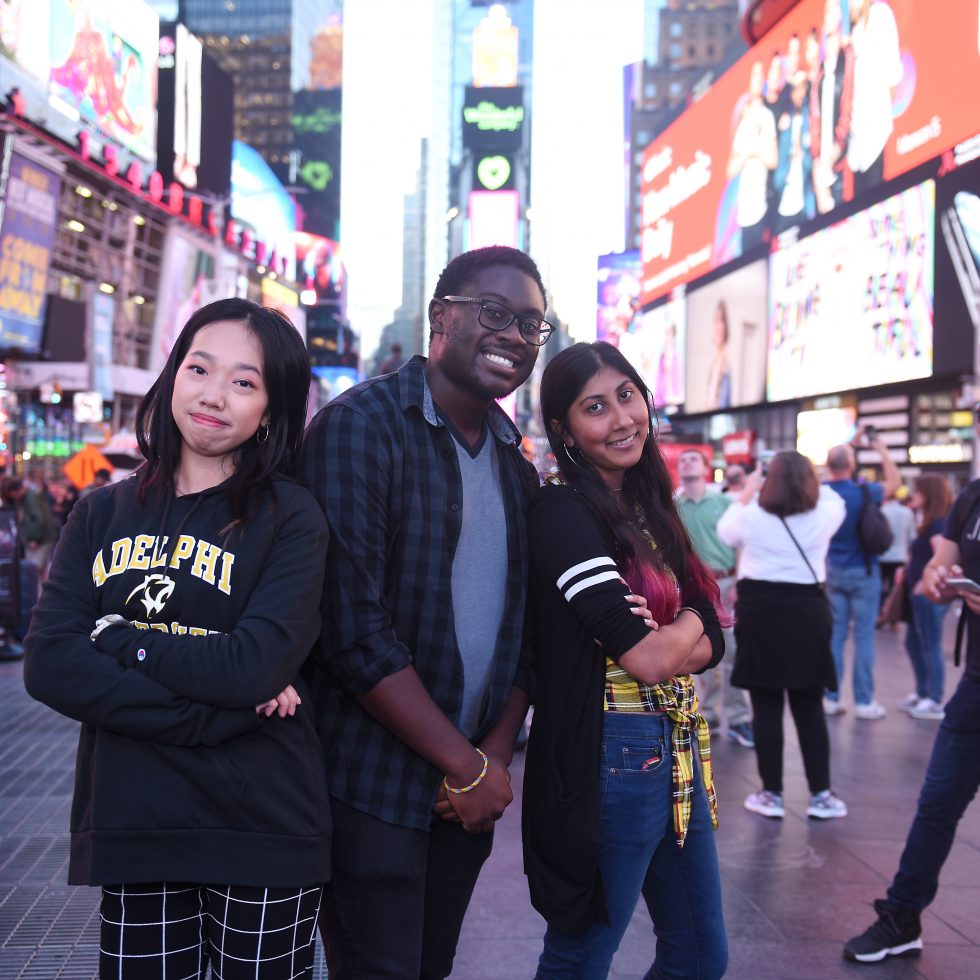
top-left (99, 882), bottom-right (322, 979)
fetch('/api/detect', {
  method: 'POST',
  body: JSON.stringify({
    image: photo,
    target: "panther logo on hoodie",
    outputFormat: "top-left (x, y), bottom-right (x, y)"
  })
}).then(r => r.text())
top-left (125, 573), bottom-right (177, 618)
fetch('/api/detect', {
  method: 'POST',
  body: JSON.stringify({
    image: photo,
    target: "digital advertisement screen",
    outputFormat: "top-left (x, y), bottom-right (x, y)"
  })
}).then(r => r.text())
top-left (462, 85), bottom-right (525, 151)
top-left (0, 152), bottom-right (61, 354)
top-left (685, 258), bottom-right (768, 414)
top-left (292, 89), bottom-right (342, 241)
top-left (639, 0), bottom-right (980, 305)
top-left (48, 0), bottom-right (159, 164)
top-left (231, 141), bottom-right (297, 282)
top-left (295, 232), bottom-right (345, 304)
top-left (596, 250), bottom-right (641, 345)
top-left (0, 0), bottom-right (159, 173)
top-left (156, 22), bottom-right (234, 198)
top-left (767, 180), bottom-right (935, 402)
top-left (618, 296), bottom-right (687, 410)
top-left (934, 153), bottom-right (980, 376)
top-left (467, 190), bottom-right (519, 250)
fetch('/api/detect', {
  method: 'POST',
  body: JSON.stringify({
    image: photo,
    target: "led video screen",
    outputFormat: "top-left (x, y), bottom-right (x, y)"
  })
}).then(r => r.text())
top-left (639, 0), bottom-right (980, 305)
top-left (619, 296), bottom-right (687, 410)
top-left (684, 258), bottom-right (769, 414)
top-left (767, 180), bottom-right (935, 402)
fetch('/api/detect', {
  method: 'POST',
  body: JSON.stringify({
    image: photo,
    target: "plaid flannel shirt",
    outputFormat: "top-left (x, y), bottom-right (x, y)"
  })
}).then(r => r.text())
top-left (300, 356), bottom-right (537, 829)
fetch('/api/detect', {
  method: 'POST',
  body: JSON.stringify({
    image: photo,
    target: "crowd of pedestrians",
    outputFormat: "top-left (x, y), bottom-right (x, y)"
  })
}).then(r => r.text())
top-left (13, 244), bottom-right (980, 978)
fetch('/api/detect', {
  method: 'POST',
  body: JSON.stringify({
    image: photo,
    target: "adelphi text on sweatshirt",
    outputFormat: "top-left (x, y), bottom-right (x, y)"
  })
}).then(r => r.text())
top-left (23, 473), bottom-right (331, 888)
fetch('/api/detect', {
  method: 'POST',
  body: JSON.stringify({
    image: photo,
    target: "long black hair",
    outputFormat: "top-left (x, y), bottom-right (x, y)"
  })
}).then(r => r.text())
top-left (135, 297), bottom-right (311, 523)
top-left (540, 341), bottom-right (716, 605)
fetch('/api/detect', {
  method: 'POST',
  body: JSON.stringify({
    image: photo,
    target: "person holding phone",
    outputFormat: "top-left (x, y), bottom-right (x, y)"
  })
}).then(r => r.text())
top-left (897, 475), bottom-right (954, 720)
top-left (844, 470), bottom-right (980, 963)
top-left (23, 299), bottom-right (331, 978)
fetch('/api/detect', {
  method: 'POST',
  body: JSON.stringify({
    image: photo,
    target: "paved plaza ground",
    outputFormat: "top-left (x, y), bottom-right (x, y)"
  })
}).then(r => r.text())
top-left (2, 620), bottom-right (978, 978)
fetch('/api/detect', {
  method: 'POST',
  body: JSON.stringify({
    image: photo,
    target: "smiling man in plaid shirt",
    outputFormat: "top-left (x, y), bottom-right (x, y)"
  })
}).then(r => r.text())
top-left (301, 246), bottom-right (552, 979)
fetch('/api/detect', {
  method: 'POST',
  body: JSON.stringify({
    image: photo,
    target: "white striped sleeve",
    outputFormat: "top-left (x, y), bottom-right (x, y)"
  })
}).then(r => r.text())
top-left (556, 556), bottom-right (619, 602)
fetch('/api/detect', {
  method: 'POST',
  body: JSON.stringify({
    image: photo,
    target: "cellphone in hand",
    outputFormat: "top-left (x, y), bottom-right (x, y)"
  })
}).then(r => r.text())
top-left (946, 577), bottom-right (980, 594)
top-left (864, 424), bottom-right (877, 441)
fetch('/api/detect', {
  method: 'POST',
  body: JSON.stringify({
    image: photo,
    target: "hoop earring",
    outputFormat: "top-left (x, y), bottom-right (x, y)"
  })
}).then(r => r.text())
top-left (256, 424), bottom-right (270, 444)
top-left (563, 443), bottom-right (583, 468)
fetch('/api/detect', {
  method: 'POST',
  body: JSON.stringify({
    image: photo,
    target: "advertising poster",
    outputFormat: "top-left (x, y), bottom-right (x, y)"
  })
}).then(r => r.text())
top-left (295, 232), bottom-right (345, 304)
top-left (618, 297), bottom-right (686, 410)
top-left (151, 229), bottom-right (217, 374)
top-left (0, 152), bottom-right (60, 354)
top-left (231, 141), bottom-right (297, 282)
top-left (685, 259), bottom-right (768, 414)
top-left (767, 180), bottom-right (935, 402)
top-left (48, 0), bottom-right (159, 165)
top-left (596, 250), bottom-right (642, 345)
top-left (639, 0), bottom-right (980, 305)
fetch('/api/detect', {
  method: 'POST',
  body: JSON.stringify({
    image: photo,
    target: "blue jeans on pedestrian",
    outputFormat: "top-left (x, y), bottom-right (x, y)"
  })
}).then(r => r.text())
top-left (535, 712), bottom-right (727, 980)
top-left (885, 674), bottom-right (980, 914)
top-left (826, 563), bottom-right (881, 706)
top-left (905, 594), bottom-right (949, 703)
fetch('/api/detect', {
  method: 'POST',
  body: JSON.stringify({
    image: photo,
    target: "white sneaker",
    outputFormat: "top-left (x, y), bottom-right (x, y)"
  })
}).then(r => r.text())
top-left (909, 697), bottom-right (944, 720)
top-left (897, 692), bottom-right (920, 714)
top-left (823, 697), bottom-right (846, 716)
top-left (744, 790), bottom-right (784, 819)
top-left (855, 701), bottom-right (887, 720)
top-left (807, 790), bottom-right (848, 819)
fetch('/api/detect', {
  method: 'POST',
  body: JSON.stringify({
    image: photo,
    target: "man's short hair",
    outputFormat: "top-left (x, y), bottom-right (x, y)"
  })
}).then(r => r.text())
top-left (826, 444), bottom-right (854, 473)
top-left (433, 246), bottom-right (546, 307)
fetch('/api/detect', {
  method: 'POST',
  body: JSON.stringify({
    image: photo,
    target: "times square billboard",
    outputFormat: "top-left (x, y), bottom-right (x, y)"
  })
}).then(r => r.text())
top-left (0, 0), bottom-right (159, 174)
top-left (639, 0), bottom-right (980, 306)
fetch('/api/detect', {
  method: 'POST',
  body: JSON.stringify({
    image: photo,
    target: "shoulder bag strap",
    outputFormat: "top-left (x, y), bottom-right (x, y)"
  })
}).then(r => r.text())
top-left (779, 516), bottom-right (820, 585)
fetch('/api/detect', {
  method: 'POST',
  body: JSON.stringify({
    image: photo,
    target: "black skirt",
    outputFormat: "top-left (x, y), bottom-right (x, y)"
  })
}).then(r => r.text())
top-left (731, 578), bottom-right (837, 691)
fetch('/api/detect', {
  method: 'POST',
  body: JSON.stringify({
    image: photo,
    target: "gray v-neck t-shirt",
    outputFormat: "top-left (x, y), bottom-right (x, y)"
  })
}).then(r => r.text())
top-left (451, 431), bottom-right (508, 738)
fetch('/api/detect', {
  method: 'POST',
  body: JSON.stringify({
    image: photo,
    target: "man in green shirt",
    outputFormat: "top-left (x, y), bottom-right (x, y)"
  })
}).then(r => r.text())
top-left (676, 449), bottom-right (753, 747)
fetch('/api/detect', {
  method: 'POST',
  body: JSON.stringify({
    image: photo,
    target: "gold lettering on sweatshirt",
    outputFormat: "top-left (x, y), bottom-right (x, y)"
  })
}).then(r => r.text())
top-left (93, 534), bottom-right (237, 596)
top-left (191, 540), bottom-right (221, 586)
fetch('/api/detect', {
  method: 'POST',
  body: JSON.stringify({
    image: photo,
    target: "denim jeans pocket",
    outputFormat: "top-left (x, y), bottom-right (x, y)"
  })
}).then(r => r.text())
top-left (603, 734), bottom-right (666, 776)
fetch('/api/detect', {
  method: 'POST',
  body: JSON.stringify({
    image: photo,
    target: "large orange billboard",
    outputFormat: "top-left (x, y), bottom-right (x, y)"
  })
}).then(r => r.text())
top-left (640, 0), bottom-right (980, 306)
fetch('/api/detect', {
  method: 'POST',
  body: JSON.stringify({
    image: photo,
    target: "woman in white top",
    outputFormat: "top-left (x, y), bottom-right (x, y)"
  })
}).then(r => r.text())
top-left (717, 451), bottom-right (846, 821)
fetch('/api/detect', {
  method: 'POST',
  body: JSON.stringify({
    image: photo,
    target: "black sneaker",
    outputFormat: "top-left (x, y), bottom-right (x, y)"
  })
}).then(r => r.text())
top-left (843, 900), bottom-right (923, 963)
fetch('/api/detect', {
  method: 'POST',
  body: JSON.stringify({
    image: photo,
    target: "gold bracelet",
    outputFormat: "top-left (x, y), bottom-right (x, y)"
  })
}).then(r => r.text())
top-left (443, 748), bottom-right (489, 795)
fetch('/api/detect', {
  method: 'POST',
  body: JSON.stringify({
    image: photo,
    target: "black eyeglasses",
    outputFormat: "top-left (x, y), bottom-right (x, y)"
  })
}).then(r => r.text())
top-left (440, 296), bottom-right (555, 347)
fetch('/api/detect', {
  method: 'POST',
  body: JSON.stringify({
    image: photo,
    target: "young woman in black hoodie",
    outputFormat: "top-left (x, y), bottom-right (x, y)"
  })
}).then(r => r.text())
top-left (24, 298), bottom-right (331, 978)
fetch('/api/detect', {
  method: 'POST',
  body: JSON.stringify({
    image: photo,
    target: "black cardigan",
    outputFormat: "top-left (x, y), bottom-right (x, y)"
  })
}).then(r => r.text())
top-left (522, 484), bottom-right (724, 934)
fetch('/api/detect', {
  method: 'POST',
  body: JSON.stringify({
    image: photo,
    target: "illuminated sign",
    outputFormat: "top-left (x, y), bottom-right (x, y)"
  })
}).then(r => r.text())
top-left (639, 0), bottom-right (980, 305)
top-left (767, 181), bottom-right (935, 403)
top-left (462, 86), bottom-right (525, 150)
top-left (475, 154), bottom-right (513, 191)
top-left (472, 6), bottom-right (518, 87)
top-left (908, 443), bottom-right (971, 464)
top-left (0, 152), bottom-right (60, 354)
top-left (292, 90), bottom-right (342, 240)
top-left (468, 191), bottom-right (519, 250)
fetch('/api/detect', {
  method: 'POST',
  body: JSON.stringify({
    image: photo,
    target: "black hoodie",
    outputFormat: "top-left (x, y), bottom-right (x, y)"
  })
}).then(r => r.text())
top-left (23, 473), bottom-right (331, 888)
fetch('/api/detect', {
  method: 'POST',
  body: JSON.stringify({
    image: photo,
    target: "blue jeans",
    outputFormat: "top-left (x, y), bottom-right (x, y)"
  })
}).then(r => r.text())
top-left (535, 713), bottom-right (727, 979)
top-left (826, 563), bottom-right (881, 705)
top-left (886, 674), bottom-right (980, 913)
top-left (905, 594), bottom-right (949, 703)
